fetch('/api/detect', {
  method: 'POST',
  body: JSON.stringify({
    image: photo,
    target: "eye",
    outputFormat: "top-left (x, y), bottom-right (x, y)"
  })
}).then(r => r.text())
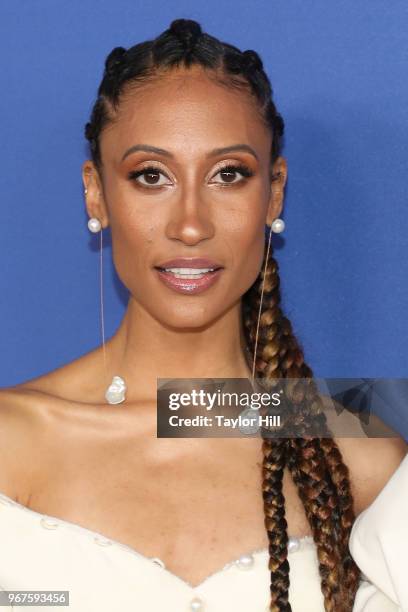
top-left (210, 163), bottom-right (254, 185)
top-left (128, 165), bottom-right (172, 188)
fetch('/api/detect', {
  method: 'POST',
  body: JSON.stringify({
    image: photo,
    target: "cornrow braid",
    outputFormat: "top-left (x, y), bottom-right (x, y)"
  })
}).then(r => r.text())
top-left (84, 17), bottom-right (361, 610)
top-left (105, 46), bottom-right (127, 79)
top-left (169, 18), bottom-right (202, 59)
top-left (243, 49), bottom-right (264, 72)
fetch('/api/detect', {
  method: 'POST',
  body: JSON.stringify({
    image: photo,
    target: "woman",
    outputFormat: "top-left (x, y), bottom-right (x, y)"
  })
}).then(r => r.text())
top-left (0, 18), bottom-right (406, 612)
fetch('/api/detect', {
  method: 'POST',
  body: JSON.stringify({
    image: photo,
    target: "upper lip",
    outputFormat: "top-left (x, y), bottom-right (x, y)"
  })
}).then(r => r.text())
top-left (155, 257), bottom-right (223, 269)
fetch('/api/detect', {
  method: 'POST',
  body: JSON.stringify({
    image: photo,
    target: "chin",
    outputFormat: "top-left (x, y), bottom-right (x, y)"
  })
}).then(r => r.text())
top-left (149, 300), bottom-right (226, 331)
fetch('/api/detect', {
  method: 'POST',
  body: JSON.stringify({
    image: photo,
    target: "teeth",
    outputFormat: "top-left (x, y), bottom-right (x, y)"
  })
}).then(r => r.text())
top-left (160, 267), bottom-right (216, 279)
top-left (163, 267), bottom-right (214, 274)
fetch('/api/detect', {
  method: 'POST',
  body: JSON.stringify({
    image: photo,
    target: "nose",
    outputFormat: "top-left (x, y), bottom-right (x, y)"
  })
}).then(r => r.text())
top-left (165, 188), bottom-right (216, 246)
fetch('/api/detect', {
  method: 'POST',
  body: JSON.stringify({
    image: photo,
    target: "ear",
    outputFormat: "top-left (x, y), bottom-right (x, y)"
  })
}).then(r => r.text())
top-left (82, 160), bottom-right (110, 229)
top-left (266, 156), bottom-right (288, 228)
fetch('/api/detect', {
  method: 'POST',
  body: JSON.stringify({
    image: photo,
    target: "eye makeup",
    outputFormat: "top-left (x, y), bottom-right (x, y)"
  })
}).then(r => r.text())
top-left (127, 162), bottom-right (255, 189)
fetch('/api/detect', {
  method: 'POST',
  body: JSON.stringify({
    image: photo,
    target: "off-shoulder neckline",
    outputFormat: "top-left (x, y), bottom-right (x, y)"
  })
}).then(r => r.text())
top-left (0, 489), bottom-right (315, 591)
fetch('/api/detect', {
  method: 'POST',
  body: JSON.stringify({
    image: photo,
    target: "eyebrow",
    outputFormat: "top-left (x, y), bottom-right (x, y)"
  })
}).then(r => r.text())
top-left (120, 143), bottom-right (259, 162)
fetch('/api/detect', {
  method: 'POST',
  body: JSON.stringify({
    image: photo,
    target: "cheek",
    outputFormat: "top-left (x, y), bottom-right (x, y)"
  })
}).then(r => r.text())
top-left (109, 218), bottom-right (153, 293)
top-left (235, 233), bottom-right (265, 294)
top-left (223, 213), bottom-right (267, 297)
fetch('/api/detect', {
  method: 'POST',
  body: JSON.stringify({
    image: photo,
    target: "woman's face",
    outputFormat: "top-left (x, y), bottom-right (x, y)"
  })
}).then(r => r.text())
top-left (83, 65), bottom-right (287, 329)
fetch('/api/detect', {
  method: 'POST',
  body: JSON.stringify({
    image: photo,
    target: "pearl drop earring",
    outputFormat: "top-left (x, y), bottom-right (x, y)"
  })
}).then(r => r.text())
top-left (105, 375), bottom-right (127, 404)
top-left (271, 218), bottom-right (285, 233)
top-left (85, 188), bottom-right (102, 233)
top-left (86, 195), bottom-right (127, 405)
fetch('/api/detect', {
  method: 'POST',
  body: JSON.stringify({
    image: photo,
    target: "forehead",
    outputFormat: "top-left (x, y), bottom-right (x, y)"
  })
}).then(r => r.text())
top-left (100, 65), bottom-right (272, 164)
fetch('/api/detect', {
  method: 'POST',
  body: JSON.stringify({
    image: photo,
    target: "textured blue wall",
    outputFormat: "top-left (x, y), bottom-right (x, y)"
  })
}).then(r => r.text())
top-left (0, 0), bottom-right (407, 437)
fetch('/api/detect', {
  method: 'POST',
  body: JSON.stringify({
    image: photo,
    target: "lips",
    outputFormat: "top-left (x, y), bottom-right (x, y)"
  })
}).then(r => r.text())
top-left (155, 257), bottom-right (223, 270)
top-left (153, 257), bottom-right (224, 295)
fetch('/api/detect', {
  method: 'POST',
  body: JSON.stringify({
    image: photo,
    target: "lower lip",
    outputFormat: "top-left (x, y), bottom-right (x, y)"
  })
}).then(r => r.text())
top-left (154, 268), bottom-right (223, 294)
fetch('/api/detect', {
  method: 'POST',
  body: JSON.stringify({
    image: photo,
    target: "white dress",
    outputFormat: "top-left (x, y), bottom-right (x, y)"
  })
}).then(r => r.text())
top-left (0, 453), bottom-right (406, 611)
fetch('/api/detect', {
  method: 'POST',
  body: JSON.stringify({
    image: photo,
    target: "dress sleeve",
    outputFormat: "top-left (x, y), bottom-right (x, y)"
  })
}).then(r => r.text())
top-left (349, 452), bottom-right (408, 612)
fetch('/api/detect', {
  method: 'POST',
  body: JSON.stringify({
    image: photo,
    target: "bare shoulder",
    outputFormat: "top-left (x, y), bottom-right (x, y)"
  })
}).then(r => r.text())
top-left (0, 347), bottom-right (103, 440)
top-left (0, 384), bottom-right (49, 430)
top-left (335, 432), bottom-right (408, 515)
top-left (0, 385), bottom-right (54, 497)
top-left (0, 345), bottom-right (102, 498)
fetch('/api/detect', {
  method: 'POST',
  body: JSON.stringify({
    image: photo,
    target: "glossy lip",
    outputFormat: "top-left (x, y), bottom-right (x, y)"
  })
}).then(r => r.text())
top-left (155, 267), bottom-right (223, 295)
top-left (154, 257), bottom-right (223, 270)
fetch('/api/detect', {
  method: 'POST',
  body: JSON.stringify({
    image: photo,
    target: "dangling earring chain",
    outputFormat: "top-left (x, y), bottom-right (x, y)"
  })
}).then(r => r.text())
top-left (86, 188), bottom-right (127, 404)
top-left (250, 217), bottom-right (285, 382)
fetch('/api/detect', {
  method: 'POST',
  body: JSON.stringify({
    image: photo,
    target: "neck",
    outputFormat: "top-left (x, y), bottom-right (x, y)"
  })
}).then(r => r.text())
top-left (101, 296), bottom-right (254, 403)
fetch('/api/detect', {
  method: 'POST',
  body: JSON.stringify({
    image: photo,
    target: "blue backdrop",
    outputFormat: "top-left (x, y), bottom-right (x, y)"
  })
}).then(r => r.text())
top-left (1, 0), bottom-right (407, 438)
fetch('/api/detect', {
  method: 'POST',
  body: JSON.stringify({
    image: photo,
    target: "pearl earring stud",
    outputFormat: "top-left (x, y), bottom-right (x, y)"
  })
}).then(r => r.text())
top-left (271, 218), bottom-right (285, 233)
top-left (88, 217), bottom-right (101, 233)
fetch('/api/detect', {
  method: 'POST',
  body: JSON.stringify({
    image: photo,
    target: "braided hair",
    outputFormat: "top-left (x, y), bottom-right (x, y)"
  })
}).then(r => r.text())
top-left (84, 18), bottom-right (361, 611)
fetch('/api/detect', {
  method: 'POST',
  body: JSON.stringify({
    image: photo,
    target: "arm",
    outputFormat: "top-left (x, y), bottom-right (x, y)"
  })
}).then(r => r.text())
top-left (347, 442), bottom-right (408, 610)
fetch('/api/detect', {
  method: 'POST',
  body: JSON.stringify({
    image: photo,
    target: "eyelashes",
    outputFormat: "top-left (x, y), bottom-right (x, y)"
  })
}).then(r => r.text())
top-left (127, 166), bottom-right (171, 188)
top-left (219, 164), bottom-right (254, 181)
top-left (127, 163), bottom-right (254, 189)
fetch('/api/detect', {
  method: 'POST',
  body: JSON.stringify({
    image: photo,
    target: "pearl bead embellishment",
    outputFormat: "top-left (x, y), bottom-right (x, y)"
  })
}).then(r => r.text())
top-left (150, 557), bottom-right (166, 568)
top-left (235, 553), bottom-right (255, 570)
top-left (88, 217), bottom-right (102, 233)
top-left (105, 375), bottom-right (127, 404)
top-left (271, 218), bottom-right (285, 233)
top-left (287, 536), bottom-right (300, 553)
top-left (40, 517), bottom-right (59, 530)
top-left (190, 597), bottom-right (204, 611)
top-left (94, 536), bottom-right (113, 546)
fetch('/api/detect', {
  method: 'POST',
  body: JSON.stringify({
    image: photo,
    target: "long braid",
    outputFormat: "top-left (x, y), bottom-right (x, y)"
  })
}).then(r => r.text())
top-left (319, 438), bottom-right (361, 602)
top-left (84, 17), bottom-right (361, 610)
top-left (248, 253), bottom-right (360, 606)
top-left (243, 245), bottom-right (361, 610)
top-left (262, 438), bottom-right (291, 611)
